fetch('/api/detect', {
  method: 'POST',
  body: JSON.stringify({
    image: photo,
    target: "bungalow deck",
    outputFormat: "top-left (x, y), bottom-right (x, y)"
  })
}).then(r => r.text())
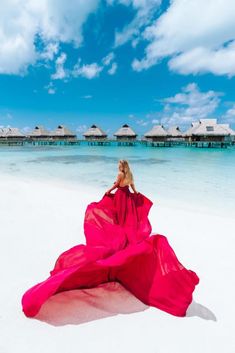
top-left (0, 138), bottom-right (233, 148)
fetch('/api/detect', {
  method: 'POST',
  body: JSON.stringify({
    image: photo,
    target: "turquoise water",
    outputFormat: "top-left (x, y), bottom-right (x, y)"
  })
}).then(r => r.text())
top-left (0, 144), bottom-right (234, 216)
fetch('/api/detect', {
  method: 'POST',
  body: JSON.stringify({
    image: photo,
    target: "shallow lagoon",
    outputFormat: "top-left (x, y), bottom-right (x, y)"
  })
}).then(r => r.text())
top-left (0, 144), bottom-right (234, 217)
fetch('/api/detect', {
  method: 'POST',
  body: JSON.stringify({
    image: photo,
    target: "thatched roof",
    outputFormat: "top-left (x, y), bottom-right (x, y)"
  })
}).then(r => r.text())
top-left (51, 125), bottom-right (76, 137)
top-left (0, 128), bottom-right (5, 137)
top-left (83, 124), bottom-right (107, 137)
top-left (184, 122), bottom-right (200, 136)
top-left (190, 119), bottom-right (230, 136)
top-left (199, 118), bottom-right (217, 125)
top-left (220, 124), bottom-right (235, 135)
top-left (114, 124), bottom-right (137, 137)
top-left (29, 125), bottom-right (50, 137)
top-left (167, 126), bottom-right (182, 137)
top-left (0, 127), bottom-right (25, 137)
top-left (144, 125), bottom-right (168, 137)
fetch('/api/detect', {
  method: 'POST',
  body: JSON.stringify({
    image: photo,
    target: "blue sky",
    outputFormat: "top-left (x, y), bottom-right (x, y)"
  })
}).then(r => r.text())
top-left (1, 0), bottom-right (235, 136)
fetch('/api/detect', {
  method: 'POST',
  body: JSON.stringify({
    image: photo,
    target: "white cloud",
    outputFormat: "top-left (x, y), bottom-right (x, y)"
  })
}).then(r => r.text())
top-left (0, 0), bottom-right (99, 75)
top-left (132, 0), bottom-right (235, 76)
top-left (76, 124), bottom-right (87, 133)
top-left (40, 0), bottom-right (99, 47)
top-left (221, 104), bottom-right (235, 124)
top-left (21, 126), bottom-right (32, 134)
top-left (73, 61), bottom-right (103, 79)
top-left (45, 82), bottom-right (56, 94)
top-left (50, 51), bottom-right (117, 81)
top-left (108, 62), bottom-right (118, 75)
top-left (51, 52), bottom-right (67, 80)
top-left (102, 52), bottom-right (115, 66)
top-left (40, 42), bottom-right (59, 61)
top-left (68, 52), bottom-right (117, 80)
top-left (113, 0), bottom-right (161, 47)
top-left (151, 119), bottom-right (159, 124)
top-left (159, 83), bottom-right (222, 126)
top-left (136, 119), bottom-right (149, 126)
top-left (81, 95), bottom-right (93, 99)
top-left (48, 87), bottom-right (56, 95)
top-left (168, 43), bottom-right (235, 77)
top-left (3, 0), bottom-right (235, 79)
top-left (101, 52), bottom-right (117, 75)
top-left (0, 0), bottom-right (37, 74)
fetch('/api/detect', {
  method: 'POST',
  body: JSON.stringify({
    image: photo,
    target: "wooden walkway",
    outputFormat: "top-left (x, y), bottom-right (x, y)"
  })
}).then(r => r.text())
top-left (184, 141), bottom-right (231, 148)
top-left (0, 138), bottom-right (233, 148)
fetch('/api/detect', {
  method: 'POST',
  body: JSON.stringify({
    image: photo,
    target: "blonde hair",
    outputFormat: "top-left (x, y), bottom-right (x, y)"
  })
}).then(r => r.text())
top-left (119, 160), bottom-right (134, 184)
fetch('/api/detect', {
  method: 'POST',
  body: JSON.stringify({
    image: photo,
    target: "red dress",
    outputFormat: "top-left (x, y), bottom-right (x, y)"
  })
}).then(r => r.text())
top-left (21, 186), bottom-right (199, 318)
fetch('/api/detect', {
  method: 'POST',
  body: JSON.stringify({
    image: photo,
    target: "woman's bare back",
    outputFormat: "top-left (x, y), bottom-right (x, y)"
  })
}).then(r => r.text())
top-left (105, 163), bottom-right (138, 195)
top-left (118, 172), bottom-right (129, 187)
top-left (118, 172), bottom-right (137, 193)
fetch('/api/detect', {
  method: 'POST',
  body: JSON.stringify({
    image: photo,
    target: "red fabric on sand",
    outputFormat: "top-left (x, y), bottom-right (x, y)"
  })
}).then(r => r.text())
top-left (22, 186), bottom-right (199, 318)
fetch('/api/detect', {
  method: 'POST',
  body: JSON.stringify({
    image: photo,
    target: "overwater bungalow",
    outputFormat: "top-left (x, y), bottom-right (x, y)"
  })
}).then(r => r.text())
top-left (167, 126), bottom-right (184, 141)
top-left (28, 125), bottom-right (51, 139)
top-left (0, 127), bottom-right (8, 139)
top-left (184, 119), bottom-right (232, 147)
top-left (184, 122), bottom-right (200, 138)
top-left (83, 124), bottom-right (107, 140)
top-left (220, 124), bottom-right (235, 144)
top-left (51, 125), bottom-right (76, 140)
top-left (144, 125), bottom-right (168, 142)
top-left (114, 124), bottom-right (137, 141)
top-left (0, 127), bottom-right (25, 145)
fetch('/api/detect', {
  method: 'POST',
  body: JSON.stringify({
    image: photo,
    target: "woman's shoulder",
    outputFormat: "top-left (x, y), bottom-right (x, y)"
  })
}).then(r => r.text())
top-left (117, 171), bottom-right (124, 178)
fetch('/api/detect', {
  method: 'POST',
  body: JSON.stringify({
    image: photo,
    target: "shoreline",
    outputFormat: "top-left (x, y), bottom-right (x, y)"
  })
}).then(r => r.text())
top-left (1, 171), bottom-right (234, 220)
top-left (1, 173), bottom-right (234, 267)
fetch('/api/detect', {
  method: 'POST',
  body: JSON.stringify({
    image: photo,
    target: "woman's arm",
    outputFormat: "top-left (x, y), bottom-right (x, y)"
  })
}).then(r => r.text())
top-left (105, 172), bottom-right (123, 194)
top-left (130, 182), bottom-right (138, 194)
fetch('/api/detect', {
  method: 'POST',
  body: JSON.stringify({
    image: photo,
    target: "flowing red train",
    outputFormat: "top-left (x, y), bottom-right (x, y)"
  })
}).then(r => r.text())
top-left (22, 186), bottom-right (199, 318)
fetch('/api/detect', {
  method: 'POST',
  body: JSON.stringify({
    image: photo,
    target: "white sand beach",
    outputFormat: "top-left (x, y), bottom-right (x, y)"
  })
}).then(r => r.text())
top-left (1, 175), bottom-right (235, 353)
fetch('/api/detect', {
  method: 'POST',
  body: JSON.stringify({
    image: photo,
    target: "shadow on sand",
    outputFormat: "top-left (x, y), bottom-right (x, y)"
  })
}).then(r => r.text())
top-left (186, 300), bottom-right (217, 321)
top-left (35, 282), bottom-right (217, 326)
top-left (35, 282), bottom-right (148, 326)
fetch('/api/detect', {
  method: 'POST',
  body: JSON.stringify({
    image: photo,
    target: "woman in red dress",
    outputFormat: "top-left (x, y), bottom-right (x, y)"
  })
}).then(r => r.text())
top-left (22, 160), bottom-right (199, 318)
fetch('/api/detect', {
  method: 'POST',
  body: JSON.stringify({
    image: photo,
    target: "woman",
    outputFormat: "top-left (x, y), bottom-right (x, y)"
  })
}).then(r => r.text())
top-left (22, 160), bottom-right (199, 318)
top-left (105, 159), bottom-right (138, 194)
